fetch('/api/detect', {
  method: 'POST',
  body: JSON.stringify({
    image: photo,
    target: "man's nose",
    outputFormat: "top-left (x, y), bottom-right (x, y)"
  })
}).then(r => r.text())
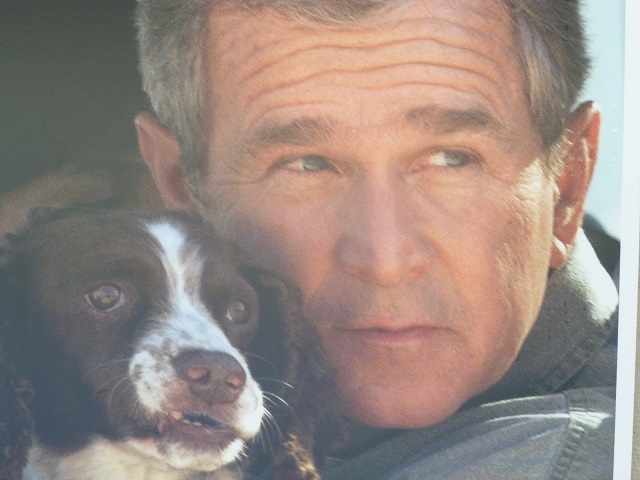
top-left (336, 175), bottom-right (430, 286)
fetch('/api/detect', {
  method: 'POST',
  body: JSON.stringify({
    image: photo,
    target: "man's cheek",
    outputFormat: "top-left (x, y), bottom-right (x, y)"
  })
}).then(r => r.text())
top-left (202, 203), bottom-right (306, 278)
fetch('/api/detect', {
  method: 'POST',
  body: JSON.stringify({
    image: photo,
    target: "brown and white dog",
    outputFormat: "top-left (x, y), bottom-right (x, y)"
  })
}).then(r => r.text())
top-left (0, 208), bottom-right (340, 480)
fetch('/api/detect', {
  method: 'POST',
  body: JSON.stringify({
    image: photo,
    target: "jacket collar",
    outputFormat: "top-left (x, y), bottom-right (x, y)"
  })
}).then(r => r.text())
top-left (469, 229), bottom-right (618, 405)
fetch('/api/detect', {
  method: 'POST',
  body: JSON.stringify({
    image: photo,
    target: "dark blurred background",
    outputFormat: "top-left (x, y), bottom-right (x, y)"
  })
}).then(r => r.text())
top-left (1, 0), bottom-right (146, 195)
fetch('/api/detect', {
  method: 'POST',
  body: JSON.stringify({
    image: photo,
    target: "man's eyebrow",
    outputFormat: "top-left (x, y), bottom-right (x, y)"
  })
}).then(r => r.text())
top-left (243, 116), bottom-right (335, 153)
top-left (405, 105), bottom-right (507, 137)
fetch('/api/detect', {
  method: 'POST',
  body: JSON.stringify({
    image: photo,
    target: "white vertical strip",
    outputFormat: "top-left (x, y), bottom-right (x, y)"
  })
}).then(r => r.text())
top-left (613, 1), bottom-right (640, 478)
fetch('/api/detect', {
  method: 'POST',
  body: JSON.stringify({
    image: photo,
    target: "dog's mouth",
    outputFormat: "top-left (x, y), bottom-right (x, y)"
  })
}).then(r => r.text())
top-left (155, 410), bottom-right (240, 448)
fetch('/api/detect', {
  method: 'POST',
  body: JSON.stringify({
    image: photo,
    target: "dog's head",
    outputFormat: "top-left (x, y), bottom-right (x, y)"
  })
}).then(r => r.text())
top-left (0, 208), bottom-right (334, 474)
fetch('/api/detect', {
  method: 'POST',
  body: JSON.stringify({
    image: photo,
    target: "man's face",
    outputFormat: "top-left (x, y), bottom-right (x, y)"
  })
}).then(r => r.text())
top-left (196, 0), bottom-right (558, 428)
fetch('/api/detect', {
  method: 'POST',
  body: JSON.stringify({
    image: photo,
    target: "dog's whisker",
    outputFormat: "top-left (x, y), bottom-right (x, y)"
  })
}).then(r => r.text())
top-left (253, 411), bottom-right (282, 457)
top-left (262, 396), bottom-right (281, 409)
top-left (262, 391), bottom-right (292, 411)
top-left (245, 352), bottom-right (278, 370)
top-left (86, 359), bottom-right (131, 381)
top-left (105, 375), bottom-right (132, 411)
top-left (92, 372), bottom-right (129, 396)
top-left (256, 377), bottom-right (295, 390)
top-left (261, 408), bottom-right (278, 430)
top-left (257, 401), bottom-right (289, 456)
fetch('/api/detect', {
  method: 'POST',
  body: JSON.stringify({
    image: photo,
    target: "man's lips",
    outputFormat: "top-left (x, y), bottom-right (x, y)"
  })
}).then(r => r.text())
top-left (335, 325), bottom-right (442, 347)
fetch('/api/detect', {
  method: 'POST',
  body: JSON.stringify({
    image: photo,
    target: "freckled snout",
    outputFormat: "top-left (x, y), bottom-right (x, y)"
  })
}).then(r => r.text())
top-left (172, 350), bottom-right (247, 404)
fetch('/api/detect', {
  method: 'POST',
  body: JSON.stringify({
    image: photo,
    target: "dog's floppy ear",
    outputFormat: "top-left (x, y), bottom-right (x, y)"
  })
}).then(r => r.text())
top-left (242, 266), bottom-right (343, 480)
top-left (241, 266), bottom-right (305, 385)
top-left (0, 243), bottom-right (35, 480)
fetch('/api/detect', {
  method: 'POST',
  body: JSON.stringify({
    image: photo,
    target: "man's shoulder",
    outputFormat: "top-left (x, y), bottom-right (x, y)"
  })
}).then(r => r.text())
top-left (325, 388), bottom-right (615, 480)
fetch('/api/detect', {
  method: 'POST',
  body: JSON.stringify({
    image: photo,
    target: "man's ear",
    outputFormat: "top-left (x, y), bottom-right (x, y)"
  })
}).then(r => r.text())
top-left (135, 112), bottom-right (197, 211)
top-left (549, 101), bottom-right (600, 269)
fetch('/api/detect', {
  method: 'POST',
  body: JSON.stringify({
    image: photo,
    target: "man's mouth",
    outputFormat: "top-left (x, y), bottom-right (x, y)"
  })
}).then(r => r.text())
top-left (338, 325), bottom-right (442, 347)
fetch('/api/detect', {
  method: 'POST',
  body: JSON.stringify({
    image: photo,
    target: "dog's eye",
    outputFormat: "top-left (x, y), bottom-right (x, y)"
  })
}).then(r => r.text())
top-left (225, 299), bottom-right (251, 324)
top-left (85, 283), bottom-right (125, 312)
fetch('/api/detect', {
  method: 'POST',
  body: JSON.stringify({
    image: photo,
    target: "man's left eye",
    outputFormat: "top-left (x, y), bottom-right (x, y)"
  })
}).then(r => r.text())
top-left (427, 150), bottom-right (474, 168)
top-left (280, 155), bottom-right (333, 172)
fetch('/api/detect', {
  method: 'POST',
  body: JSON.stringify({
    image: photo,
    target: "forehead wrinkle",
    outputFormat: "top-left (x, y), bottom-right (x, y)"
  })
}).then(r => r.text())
top-left (243, 115), bottom-right (335, 154)
top-left (405, 104), bottom-right (510, 142)
top-left (231, 40), bottom-right (514, 116)
top-left (212, 1), bottom-right (517, 92)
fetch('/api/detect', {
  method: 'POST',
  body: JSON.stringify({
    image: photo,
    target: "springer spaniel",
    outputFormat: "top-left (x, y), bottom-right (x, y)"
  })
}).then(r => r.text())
top-left (0, 208), bottom-right (340, 480)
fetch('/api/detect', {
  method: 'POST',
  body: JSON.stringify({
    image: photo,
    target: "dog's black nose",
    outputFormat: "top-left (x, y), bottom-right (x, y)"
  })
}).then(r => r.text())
top-left (172, 350), bottom-right (247, 404)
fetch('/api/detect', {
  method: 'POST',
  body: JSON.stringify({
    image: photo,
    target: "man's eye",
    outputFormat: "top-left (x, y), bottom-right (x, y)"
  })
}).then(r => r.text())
top-left (280, 155), bottom-right (333, 172)
top-left (427, 150), bottom-right (474, 168)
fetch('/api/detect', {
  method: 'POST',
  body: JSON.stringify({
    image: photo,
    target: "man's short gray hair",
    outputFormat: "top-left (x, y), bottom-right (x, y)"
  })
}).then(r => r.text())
top-left (135, 0), bottom-right (590, 186)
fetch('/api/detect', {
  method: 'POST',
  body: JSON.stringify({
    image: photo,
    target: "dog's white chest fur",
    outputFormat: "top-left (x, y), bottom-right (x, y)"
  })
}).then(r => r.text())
top-left (25, 439), bottom-right (242, 480)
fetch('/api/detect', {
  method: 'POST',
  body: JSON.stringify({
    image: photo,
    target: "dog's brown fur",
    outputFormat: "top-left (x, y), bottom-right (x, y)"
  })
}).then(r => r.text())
top-left (0, 158), bottom-right (162, 479)
top-left (0, 157), bottom-right (163, 236)
top-left (0, 337), bottom-right (34, 480)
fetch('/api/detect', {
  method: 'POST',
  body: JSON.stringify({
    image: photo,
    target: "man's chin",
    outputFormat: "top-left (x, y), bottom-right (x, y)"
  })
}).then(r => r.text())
top-left (340, 385), bottom-right (466, 429)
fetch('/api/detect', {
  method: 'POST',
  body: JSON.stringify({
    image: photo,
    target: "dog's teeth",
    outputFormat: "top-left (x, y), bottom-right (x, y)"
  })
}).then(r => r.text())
top-left (169, 411), bottom-right (183, 421)
top-left (192, 421), bottom-right (203, 427)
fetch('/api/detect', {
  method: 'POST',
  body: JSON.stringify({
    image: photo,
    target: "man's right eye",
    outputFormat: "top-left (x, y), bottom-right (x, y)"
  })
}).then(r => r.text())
top-left (279, 155), bottom-right (333, 172)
